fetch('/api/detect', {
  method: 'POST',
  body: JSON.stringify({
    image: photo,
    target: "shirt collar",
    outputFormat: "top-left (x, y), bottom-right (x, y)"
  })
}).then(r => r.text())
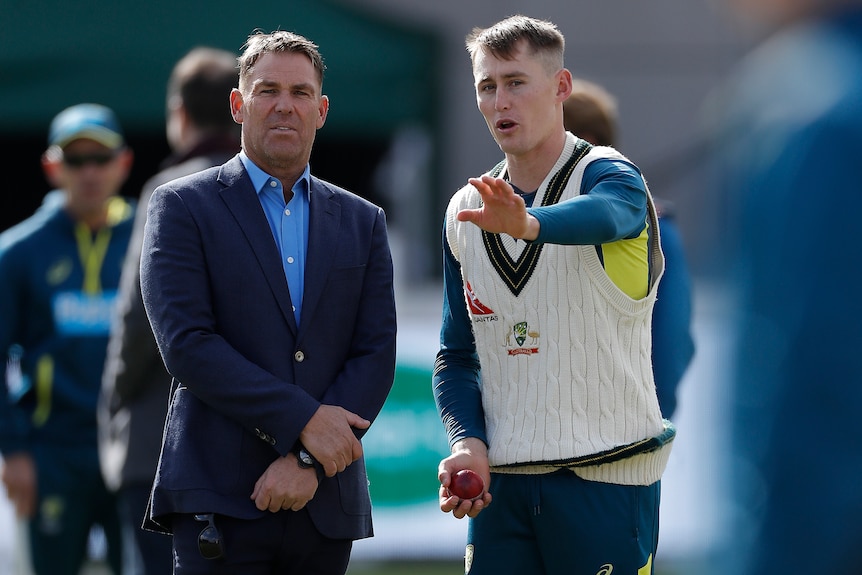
top-left (239, 150), bottom-right (311, 199)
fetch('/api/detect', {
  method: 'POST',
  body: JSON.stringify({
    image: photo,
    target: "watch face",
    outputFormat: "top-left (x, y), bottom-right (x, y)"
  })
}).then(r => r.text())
top-left (298, 449), bottom-right (314, 467)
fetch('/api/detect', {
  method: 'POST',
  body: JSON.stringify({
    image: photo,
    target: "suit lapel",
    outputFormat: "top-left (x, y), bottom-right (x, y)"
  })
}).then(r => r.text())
top-left (300, 178), bottom-right (339, 335)
top-left (217, 158), bottom-right (299, 335)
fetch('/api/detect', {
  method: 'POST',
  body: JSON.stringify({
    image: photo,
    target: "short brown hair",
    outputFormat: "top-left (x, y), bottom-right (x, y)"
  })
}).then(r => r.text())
top-left (465, 15), bottom-right (564, 74)
top-left (168, 47), bottom-right (238, 133)
top-left (238, 30), bottom-right (326, 92)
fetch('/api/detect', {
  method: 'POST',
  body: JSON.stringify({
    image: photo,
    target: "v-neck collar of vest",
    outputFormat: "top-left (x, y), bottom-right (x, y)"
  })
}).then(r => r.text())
top-left (482, 139), bottom-right (592, 296)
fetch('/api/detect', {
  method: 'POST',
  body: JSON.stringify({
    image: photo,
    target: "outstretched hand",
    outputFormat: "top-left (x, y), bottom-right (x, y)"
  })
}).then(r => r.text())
top-left (458, 175), bottom-right (539, 240)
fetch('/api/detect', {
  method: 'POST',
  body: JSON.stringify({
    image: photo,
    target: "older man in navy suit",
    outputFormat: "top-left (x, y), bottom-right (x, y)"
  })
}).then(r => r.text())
top-left (139, 30), bottom-right (397, 575)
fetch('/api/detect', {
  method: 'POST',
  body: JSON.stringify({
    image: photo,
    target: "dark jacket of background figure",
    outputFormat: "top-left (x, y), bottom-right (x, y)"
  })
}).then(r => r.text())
top-left (99, 135), bottom-right (240, 491)
top-left (650, 199), bottom-right (694, 418)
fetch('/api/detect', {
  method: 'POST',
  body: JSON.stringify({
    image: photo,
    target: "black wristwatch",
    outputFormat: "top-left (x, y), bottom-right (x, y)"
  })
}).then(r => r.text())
top-left (296, 447), bottom-right (316, 469)
top-left (295, 447), bottom-right (325, 482)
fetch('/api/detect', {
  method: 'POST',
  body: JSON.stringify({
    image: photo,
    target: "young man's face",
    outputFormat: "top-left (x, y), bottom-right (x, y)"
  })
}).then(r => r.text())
top-left (472, 40), bottom-right (571, 159)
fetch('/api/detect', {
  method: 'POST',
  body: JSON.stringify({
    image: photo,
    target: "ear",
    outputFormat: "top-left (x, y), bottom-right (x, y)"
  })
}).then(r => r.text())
top-left (229, 88), bottom-right (244, 124)
top-left (175, 102), bottom-right (191, 132)
top-left (317, 95), bottom-right (330, 129)
top-left (118, 148), bottom-right (134, 174)
top-left (556, 68), bottom-right (573, 103)
top-left (41, 152), bottom-right (63, 188)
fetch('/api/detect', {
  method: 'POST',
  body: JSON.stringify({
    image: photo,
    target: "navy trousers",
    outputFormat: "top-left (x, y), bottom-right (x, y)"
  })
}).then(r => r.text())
top-left (171, 508), bottom-right (353, 575)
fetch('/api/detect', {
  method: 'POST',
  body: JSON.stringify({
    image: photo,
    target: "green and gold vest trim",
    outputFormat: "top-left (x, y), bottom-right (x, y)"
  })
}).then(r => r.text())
top-left (482, 139), bottom-right (592, 296)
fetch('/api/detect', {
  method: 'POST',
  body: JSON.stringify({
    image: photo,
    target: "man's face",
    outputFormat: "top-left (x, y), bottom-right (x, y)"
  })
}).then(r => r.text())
top-left (472, 40), bottom-right (569, 159)
top-left (47, 139), bottom-right (131, 219)
top-left (230, 51), bottom-right (329, 177)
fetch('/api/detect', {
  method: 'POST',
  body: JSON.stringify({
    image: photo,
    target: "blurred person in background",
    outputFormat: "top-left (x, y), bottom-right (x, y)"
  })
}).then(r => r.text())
top-left (563, 78), bottom-right (695, 419)
top-left (711, 0), bottom-right (862, 572)
top-left (0, 103), bottom-right (135, 575)
top-left (98, 47), bottom-right (240, 575)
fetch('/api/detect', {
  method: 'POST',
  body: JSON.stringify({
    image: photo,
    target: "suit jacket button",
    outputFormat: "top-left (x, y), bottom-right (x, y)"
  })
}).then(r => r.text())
top-left (294, 351), bottom-right (305, 362)
top-left (254, 428), bottom-right (276, 445)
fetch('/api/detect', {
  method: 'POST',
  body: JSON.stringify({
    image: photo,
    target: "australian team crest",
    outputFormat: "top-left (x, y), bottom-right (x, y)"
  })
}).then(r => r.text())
top-left (513, 321), bottom-right (527, 346)
top-left (504, 321), bottom-right (539, 355)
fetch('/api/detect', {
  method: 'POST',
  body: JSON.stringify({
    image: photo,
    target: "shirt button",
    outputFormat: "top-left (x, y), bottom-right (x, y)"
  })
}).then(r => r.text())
top-left (294, 351), bottom-right (305, 362)
top-left (284, 208), bottom-right (291, 216)
top-left (287, 256), bottom-right (295, 264)
top-left (269, 180), bottom-right (277, 187)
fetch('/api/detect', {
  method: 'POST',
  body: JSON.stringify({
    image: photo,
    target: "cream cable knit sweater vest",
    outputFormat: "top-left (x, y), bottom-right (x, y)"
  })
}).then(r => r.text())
top-left (446, 134), bottom-right (673, 486)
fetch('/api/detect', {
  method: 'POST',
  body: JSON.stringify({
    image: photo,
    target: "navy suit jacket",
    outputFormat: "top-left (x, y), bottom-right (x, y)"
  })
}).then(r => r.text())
top-left (139, 155), bottom-right (397, 540)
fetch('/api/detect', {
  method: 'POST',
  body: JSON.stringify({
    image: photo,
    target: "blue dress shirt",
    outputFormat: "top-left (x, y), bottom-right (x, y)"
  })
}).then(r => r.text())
top-left (240, 152), bottom-right (310, 325)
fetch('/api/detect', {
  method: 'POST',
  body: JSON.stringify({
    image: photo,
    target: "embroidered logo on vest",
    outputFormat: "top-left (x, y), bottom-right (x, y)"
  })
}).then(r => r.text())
top-left (466, 282), bottom-right (495, 315)
top-left (465, 282), bottom-right (498, 323)
top-left (504, 321), bottom-right (539, 355)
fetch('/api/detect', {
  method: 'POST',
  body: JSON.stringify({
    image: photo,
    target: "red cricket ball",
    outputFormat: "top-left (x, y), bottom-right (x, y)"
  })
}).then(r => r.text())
top-left (447, 469), bottom-right (484, 500)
